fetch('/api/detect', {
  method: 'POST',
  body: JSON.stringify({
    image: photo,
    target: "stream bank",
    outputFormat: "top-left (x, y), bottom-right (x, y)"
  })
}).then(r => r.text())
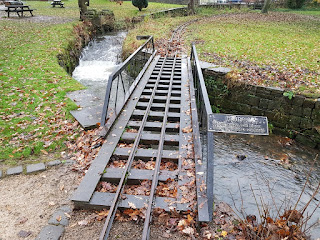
top-left (205, 75), bottom-right (320, 150)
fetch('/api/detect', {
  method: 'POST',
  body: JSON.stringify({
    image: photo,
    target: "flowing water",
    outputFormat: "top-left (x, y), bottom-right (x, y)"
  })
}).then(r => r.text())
top-left (71, 32), bottom-right (320, 239)
top-left (214, 133), bottom-right (320, 239)
top-left (72, 31), bottom-right (127, 99)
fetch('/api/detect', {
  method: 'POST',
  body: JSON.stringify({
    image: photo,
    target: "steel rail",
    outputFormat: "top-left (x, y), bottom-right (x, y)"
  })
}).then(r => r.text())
top-left (99, 55), bottom-right (169, 240)
top-left (190, 43), bottom-right (214, 220)
top-left (101, 36), bottom-right (155, 126)
top-left (141, 53), bottom-right (178, 240)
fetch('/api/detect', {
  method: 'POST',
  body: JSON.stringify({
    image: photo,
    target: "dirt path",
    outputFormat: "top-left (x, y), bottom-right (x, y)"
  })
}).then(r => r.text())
top-left (0, 164), bottom-right (80, 240)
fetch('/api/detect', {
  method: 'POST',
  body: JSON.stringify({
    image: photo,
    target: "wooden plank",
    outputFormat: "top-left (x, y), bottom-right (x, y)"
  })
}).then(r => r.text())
top-left (120, 132), bottom-right (179, 144)
top-left (101, 168), bottom-right (178, 182)
top-left (136, 102), bottom-right (181, 110)
top-left (142, 89), bottom-right (181, 96)
top-left (89, 193), bottom-right (177, 211)
top-left (188, 57), bottom-right (210, 222)
top-left (139, 95), bottom-right (181, 104)
top-left (132, 110), bottom-right (180, 119)
top-left (127, 121), bottom-right (179, 131)
top-left (148, 80), bottom-right (181, 85)
top-left (113, 148), bottom-right (179, 160)
top-left (176, 57), bottom-right (194, 212)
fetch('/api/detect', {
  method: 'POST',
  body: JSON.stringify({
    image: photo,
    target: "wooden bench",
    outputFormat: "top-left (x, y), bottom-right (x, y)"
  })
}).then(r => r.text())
top-left (51, 0), bottom-right (64, 8)
top-left (4, 5), bottom-right (35, 17)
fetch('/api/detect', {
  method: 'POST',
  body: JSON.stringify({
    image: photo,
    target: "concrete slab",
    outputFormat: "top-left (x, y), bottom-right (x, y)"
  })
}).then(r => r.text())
top-left (70, 104), bottom-right (103, 130)
top-left (67, 89), bottom-right (103, 108)
top-left (47, 160), bottom-right (61, 167)
top-left (48, 205), bottom-right (72, 226)
top-left (35, 225), bottom-right (64, 240)
top-left (48, 210), bottom-right (69, 226)
top-left (67, 89), bottom-right (104, 130)
top-left (200, 60), bottom-right (217, 69)
top-left (26, 163), bottom-right (46, 174)
top-left (7, 166), bottom-right (23, 176)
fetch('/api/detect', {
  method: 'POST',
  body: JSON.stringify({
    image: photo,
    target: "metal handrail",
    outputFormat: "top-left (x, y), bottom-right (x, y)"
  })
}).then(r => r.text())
top-left (100, 36), bottom-right (155, 128)
top-left (190, 43), bottom-right (214, 220)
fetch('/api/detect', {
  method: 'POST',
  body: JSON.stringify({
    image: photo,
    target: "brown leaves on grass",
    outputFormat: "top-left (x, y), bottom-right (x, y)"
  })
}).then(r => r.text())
top-left (204, 52), bottom-right (320, 96)
top-left (68, 127), bottom-right (106, 173)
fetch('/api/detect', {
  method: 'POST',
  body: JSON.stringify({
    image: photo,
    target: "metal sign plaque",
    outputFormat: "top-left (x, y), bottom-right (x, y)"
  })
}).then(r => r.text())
top-left (208, 114), bottom-right (269, 135)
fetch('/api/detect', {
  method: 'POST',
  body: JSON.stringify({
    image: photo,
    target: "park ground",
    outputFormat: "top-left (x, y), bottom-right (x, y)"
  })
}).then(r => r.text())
top-left (0, 1), bottom-right (320, 239)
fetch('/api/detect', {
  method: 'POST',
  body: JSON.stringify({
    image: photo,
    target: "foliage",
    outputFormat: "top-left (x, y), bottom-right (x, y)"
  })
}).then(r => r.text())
top-left (132, 0), bottom-right (148, 11)
top-left (283, 91), bottom-right (295, 99)
top-left (268, 123), bottom-right (274, 134)
top-left (287, 0), bottom-right (307, 9)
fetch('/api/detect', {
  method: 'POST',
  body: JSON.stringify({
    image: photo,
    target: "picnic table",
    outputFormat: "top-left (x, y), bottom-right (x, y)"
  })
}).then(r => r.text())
top-left (3, 2), bottom-right (35, 17)
top-left (51, 0), bottom-right (64, 8)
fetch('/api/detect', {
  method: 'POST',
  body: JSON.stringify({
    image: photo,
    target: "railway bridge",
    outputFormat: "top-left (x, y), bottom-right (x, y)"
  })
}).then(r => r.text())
top-left (71, 33), bottom-right (214, 240)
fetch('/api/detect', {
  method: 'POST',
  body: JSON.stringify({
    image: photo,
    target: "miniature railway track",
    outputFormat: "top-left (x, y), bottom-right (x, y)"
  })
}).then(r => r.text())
top-left (72, 22), bottom-right (211, 240)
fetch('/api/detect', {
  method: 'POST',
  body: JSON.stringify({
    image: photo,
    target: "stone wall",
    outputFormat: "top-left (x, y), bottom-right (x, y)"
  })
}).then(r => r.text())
top-left (148, 0), bottom-right (189, 5)
top-left (205, 76), bottom-right (320, 149)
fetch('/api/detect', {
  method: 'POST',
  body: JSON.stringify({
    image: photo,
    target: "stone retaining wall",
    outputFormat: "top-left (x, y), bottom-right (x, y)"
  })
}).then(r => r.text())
top-left (205, 76), bottom-right (320, 149)
top-left (148, 0), bottom-right (189, 5)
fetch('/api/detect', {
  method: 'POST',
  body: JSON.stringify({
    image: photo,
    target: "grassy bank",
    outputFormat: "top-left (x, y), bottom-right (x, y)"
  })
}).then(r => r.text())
top-left (184, 11), bottom-right (320, 96)
top-left (29, 0), bottom-right (184, 19)
top-left (124, 7), bottom-right (320, 96)
top-left (0, 1), bottom-right (185, 166)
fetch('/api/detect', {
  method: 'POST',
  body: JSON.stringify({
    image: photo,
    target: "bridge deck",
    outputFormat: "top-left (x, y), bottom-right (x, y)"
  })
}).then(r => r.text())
top-left (72, 54), bottom-right (209, 225)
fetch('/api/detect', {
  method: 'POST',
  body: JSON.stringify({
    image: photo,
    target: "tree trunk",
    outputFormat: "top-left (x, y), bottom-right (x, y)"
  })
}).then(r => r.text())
top-left (261, 0), bottom-right (271, 13)
top-left (188, 0), bottom-right (196, 15)
top-left (78, 0), bottom-right (88, 19)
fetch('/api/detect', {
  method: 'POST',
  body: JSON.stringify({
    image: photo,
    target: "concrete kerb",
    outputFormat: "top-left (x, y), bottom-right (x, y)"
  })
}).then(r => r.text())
top-left (0, 159), bottom-right (75, 179)
top-left (35, 205), bottom-right (74, 239)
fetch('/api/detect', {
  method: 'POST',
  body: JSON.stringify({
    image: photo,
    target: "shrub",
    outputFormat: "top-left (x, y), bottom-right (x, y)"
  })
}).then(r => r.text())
top-left (286, 0), bottom-right (306, 8)
top-left (132, 0), bottom-right (148, 11)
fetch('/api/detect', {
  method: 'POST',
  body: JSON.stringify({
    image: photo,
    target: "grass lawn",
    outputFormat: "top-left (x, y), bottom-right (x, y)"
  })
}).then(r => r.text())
top-left (0, 1), bottom-right (185, 166)
top-left (29, 0), bottom-right (184, 19)
top-left (274, 6), bottom-right (320, 16)
top-left (124, 7), bottom-right (319, 96)
top-left (183, 11), bottom-right (320, 96)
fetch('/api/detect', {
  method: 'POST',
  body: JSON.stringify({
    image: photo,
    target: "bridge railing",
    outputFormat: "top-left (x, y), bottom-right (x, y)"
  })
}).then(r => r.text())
top-left (101, 36), bottom-right (156, 128)
top-left (190, 43), bottom-right (214, 220)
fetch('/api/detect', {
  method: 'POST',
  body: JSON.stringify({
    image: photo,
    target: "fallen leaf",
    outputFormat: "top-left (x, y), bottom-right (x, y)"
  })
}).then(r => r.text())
top-left (78, 219), bottom-right (89, 226)
top-left (128, 202), bottom-right (136, 209)
top-left (40, 149), bottom-right (48, 155)
top-left (221, 230), bottom-right (228, 237)
top-left (56, 215), bottom-right (62, 222)
top-left (182, 227), bottom-right (194, 235)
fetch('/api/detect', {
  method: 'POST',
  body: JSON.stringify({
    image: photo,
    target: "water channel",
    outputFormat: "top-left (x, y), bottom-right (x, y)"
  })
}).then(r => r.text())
top-left (72, 31), bottom-right (127, 100)
top-left (72, 33), bottom-right (320, 239)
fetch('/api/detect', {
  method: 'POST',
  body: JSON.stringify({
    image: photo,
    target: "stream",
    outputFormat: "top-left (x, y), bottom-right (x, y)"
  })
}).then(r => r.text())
top-left (72, 31), bottom-right (127, 99)
top-left (72, 32), bottom-right (320, 239)
top-left (214, 133), bottom-right (320, 239)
